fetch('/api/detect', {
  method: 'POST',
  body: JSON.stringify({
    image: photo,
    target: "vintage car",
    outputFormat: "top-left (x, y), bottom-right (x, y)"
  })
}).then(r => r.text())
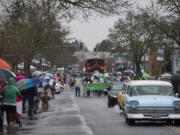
top-left (122, 80), bottom-right (180, 125)
top-left (107, 82), bottom-right (123, 108)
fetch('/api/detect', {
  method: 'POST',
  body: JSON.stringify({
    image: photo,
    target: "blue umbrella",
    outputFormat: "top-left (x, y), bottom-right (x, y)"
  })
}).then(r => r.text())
top-left (31, 78), bottom-right (47, 85)
top-left (16, 78), bottom-right (46, 91)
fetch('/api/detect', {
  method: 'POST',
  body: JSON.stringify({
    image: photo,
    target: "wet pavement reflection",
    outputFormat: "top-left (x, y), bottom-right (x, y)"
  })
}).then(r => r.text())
top-left (0, 89), bottom-right (93, 135)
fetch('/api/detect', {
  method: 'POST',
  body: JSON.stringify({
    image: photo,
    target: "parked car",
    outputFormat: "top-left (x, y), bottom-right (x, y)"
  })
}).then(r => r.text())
top-left (122, 80), bottom-right (180, 125)
top-left (107, 82), bottom-right (123, 108)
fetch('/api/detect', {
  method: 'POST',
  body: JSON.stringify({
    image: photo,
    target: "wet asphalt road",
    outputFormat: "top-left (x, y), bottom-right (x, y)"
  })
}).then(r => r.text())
top-left (1, 87), bottom-right (180, 135)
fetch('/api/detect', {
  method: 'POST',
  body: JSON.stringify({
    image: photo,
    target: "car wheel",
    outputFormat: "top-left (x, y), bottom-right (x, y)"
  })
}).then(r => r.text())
top-left (126, 118), bottom-right (135, 126)
top-left (125, 115), bottom-right (135, 126)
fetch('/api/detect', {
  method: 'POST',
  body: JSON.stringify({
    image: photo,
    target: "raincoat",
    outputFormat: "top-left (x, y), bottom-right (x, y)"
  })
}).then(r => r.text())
top-left (2, 78), bottom-right (20, 104)
top-left (16, 75), bottom-right (25, 82)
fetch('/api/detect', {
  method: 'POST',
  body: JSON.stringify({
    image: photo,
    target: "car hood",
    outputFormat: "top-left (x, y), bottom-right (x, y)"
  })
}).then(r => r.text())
top-left (130, 95), bottom-right (180, 107)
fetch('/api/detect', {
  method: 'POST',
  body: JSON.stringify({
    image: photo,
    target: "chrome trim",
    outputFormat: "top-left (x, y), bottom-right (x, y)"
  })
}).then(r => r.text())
top-left (127, 113), bottom-right (180, 119)
top-left (129, 107), bottom-right (180, 114)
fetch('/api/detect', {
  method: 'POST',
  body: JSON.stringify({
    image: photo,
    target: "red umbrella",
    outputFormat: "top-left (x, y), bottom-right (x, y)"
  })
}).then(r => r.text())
top-left (0, 58), bottom-right (11, 69)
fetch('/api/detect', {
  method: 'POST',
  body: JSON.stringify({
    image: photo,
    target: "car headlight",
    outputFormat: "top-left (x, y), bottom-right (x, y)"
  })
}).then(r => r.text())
top-left (129, 101), bottom-right (139, 109)
top-left (174, 101), bottom-right (180, 109)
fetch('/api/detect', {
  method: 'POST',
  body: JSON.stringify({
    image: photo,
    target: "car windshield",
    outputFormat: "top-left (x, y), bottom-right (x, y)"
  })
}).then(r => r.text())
top-left (112, 83), bottom-right (123, 90)
top-left (131, 85), bottom-right (174, 96)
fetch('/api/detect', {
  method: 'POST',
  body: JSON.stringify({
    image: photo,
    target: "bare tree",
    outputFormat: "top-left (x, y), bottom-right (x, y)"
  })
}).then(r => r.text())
top-left (1, 0), bottom-right (69, 76)
top-left (95, 39), bottom-right (113, 52)
top-left (108, 11), bottom-right (164, 77)
top-left (55, 0), bottom-right (131, 19)
top-left (147, 0), bottom-right (180, 46)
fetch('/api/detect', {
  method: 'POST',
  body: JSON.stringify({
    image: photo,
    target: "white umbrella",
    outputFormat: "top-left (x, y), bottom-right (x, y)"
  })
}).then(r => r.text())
top-left (124, 69), bottom-right (134, 74)
top-left (161, 73), bottom-right (172, 77)
top-left (104, 73), bottom-right (109, 77)
top-left (32, 71), bottom-right (42, 77)
top-left (3, 69), bottom-right (16, 77)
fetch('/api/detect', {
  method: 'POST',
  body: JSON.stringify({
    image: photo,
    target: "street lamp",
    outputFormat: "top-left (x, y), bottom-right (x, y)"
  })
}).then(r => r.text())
top-left (0, 25), bottom-right (5, 58)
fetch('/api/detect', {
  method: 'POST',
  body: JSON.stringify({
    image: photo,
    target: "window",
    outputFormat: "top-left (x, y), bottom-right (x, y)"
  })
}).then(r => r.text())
top-left (130, 85), bottom-right (173, 96)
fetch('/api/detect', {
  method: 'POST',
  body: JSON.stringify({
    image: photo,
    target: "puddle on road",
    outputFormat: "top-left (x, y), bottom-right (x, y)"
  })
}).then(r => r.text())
top-left (44, 115), bottom-right (82, 127)
top-left (57, 110), bottom-right (79, 116)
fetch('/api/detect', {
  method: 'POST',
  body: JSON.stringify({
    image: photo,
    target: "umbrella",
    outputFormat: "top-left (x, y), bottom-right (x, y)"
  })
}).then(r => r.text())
top-left (16, 78), bottom-right (46, 90)
top-left (124, 69), bottom-right (134, 74)
top-left (16, 79), bottom-right (29, 90)
top-left (32, 71), bottom-right (42, 78)
top-left (161, 73), bottom-right (172, 77)
top-left (104, 73), bottom-right (109, 77)
top-left (40, 73), bottom-right (55, 80)
top-left (0, 69), bottom-right (16, 81)
top-left (0, 58), bottom-right (11, 69)
top-left (98, 73), bottom-right (106, 80)
top-left (32, 78), bottom-right (47, 85)
top-left (0, 70), bottom-right (8, 81)
top-left (142, 72), bottom-right (150, 78)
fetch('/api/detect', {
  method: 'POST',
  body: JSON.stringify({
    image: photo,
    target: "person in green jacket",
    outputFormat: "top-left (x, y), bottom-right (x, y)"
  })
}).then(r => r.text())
top-left (2, 78), bottom-right (22, 127)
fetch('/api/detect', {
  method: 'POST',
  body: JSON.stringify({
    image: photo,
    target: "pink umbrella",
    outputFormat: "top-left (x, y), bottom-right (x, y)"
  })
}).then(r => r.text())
top-left (16, 75), bottom-right (25, 82)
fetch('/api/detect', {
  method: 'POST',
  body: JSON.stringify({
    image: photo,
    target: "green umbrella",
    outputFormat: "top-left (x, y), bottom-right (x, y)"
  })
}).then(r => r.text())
top-left (142, 72), bottom-right (150, 78)
top-left (97, 73), bottom-right (106, 80)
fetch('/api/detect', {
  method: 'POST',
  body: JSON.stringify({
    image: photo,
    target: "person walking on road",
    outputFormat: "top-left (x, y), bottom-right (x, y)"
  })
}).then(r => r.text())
top-left (2, 78), bottom-right (22, 127)
top-left (75, 75), bottom-right (82, 96)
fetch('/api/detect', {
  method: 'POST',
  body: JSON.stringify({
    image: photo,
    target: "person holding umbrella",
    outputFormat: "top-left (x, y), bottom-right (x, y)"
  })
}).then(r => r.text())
top-left (1, 78), bottom-right (22, 127)
top-left (0, 81), bottom-right (8, 126)
top-left (22, 85), bottom-right (38, 117)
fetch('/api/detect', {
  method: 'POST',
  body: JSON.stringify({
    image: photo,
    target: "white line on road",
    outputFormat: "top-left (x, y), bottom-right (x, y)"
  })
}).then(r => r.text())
top-left (69, 90), bottom-right (94, 135)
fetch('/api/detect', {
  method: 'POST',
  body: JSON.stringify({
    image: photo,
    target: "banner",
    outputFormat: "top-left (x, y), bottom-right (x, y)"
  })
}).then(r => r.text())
top-left (157, 49), bottom-right (164, 61)
top-left (83, 83), bottom-right (108, 91)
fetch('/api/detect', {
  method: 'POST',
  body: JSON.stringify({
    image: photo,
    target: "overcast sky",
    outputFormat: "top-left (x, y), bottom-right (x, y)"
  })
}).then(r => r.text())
top-left (66, 0), bottom-right (151, 51)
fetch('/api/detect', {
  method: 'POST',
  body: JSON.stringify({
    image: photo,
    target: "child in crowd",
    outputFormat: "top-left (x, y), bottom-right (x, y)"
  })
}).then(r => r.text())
top-left (42, 91), bottom-right (50, 111)
top-left (33, 98), bottom-right (40, 114)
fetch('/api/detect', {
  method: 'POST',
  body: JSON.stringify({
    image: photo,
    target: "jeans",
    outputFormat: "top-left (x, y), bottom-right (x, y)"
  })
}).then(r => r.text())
top-left (87, 91), bottom-right (90, 96)
top-left (3, 105), bottom-right (21, 125)
top-left (27, 96), bottom-right (35, 116)
top-left (75, 87), bottom-right (80, 96)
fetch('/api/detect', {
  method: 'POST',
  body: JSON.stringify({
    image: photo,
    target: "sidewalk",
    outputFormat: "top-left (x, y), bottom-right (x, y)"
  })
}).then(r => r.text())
top-left (15, 88), bottom-right (94, 135)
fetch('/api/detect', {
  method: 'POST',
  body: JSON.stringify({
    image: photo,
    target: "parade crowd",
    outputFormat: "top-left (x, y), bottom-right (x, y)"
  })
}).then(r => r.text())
top-left (0, 71), bottom-right (59, 127)
top-left (0, 68), bottom-right (157, 128)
